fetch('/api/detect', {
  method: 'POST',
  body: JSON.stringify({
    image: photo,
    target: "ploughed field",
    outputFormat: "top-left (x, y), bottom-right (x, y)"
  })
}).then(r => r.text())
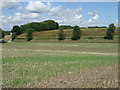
top-left (2, 41), bottom-right (118, 88)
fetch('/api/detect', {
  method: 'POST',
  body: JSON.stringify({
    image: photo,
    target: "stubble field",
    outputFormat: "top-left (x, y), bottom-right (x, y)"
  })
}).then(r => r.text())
top-left (2, 41), bottom-right (118, 88)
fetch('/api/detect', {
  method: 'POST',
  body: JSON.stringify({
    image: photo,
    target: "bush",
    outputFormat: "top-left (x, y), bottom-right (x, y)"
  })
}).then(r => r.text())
top-left (12, 32), bottom-right (17, 41)
top-left (58, 29), bottom-right (65, 40)
top-left (26, 29), bottom-right (33, 41)
top-left (71, 26), bottom-right (81, 40)
top-left (104, 24), bottom-right (115, 40)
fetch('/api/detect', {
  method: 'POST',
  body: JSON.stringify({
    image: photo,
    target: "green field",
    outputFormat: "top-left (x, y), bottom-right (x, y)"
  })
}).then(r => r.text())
top-left (2, 41), bottom-right (118, 88)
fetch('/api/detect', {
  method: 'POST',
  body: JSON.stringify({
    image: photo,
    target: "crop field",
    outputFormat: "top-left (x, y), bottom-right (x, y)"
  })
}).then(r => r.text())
top-left (17, 28), bottom-right (119, 40)
top-left (1, 41), bottom-right (118, 88)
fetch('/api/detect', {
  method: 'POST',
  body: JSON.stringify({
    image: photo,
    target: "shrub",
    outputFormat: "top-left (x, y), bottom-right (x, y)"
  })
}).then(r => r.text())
top-left (71, 26), bottom-right (81, 40)
top-left (58, 29), bottom-right (65, 40)
top-left (104, 24), bottom-right (115, 40)
top-left (26, 29), bottom-right (33, 41)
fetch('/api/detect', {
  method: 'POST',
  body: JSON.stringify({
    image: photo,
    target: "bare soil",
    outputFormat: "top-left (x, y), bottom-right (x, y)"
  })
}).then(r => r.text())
top-left (30, 65), bottom-right (118, 88)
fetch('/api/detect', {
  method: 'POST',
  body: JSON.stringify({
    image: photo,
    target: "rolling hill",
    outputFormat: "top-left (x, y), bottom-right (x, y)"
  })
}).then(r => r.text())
top-left (17, 28), bottom-right (119, 40)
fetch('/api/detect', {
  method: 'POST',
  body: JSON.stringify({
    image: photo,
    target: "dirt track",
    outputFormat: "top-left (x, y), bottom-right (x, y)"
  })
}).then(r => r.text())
top-left (31, 65), bottom-right (118, 88)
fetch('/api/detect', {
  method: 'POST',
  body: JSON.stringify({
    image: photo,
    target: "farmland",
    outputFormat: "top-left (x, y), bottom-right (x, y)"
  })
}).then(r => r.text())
top-left (2, 41), bottom-right (118, 88)
top-left (1, 1), bottom-right (119, 89)
top-left (17, 28), bottom-right (119, 40)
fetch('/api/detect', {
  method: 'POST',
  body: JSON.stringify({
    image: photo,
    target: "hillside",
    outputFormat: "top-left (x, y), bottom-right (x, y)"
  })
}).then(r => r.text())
top-left (17, 28), bottom-right (119, 40)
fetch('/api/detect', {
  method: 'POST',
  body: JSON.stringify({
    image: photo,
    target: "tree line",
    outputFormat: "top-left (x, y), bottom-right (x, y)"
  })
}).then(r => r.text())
top-left (0, 20), bottom-right (116, 41)
top-left (58, 24), bottom-right (115, 41)
top-left (12, 24), bottom-right (116, 41)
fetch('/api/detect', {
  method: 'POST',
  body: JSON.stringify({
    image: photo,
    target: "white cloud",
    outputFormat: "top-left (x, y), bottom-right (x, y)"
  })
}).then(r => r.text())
top-left (2, 0), bottom-right (119, 2)
top-left (2, 0), bottom-right (18, 2)
top-left (87, 11), bottom-right (97, 16)
top-left (49, 6), bottom-right (82, 26)
top-left (92, 15), bottom-right (99, 20)
top-left (54, 8), bottom-right (83, 26)
top-left (14, 12), bottom-right (40, 20)
top-left (87, 11), bottom-right (99, 24)
top-left (50, 6), bottom-right (62, 17)
top-left (25, 1), bottom-right (51, 13)
top-left (87, 12), bottom-right (94, 16)
top-left (75, 14), bottom-right (82, 19)
top-left (2, 2), bottom-right (18, 9)
top-left (87, 14), bottom-right (99, 23)
top-left (2, 12), bottom-right (44, 30)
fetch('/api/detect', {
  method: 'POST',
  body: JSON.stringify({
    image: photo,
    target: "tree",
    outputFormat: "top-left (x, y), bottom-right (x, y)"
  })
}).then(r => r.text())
top-left (11, 25), bottom-right (21, 35)
top-left (19, 20), bottom-right (59, 32)
top-left (71, 26), bottom-right (81, 40)
top-left (0, 28), bottom-right (5, 39)
top-left (26, 29), bottom-right (33, 41)
top-left (2, 31), bottom-right (5, 38)
top-left (0, 31), bottom-right (5, 39)
top-left (59, 25), bottom-right (73, 29)
top-left (43, 20), bottom-right (59, 30)
top-left (104, 24), bottom-right (115, 40)
top-left (55, 22), bottom-right (59, 29)
top-left (58, 29), bottom-right (65, 40)
top-left (12, 32), bottom-right (17, 41)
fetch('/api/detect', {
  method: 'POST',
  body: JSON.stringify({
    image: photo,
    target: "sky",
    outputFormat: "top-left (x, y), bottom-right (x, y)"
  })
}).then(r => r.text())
top-left (1, 1), bottom-right (118, 31)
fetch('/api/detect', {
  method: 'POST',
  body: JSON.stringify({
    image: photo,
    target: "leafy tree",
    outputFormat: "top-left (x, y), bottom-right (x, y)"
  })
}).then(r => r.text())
top-left (0, 28), bottom-right (5, 39)
top-left (0, 31), bottom-right (4, 39)
top-left (71, 26), bottom-right (81, 40)
top-left (4, 31), bottom-right (11, 35)
top-left (2, 31), bottom-right (5, 38)
top-left (59, 25), bottom-right (73, 29)
top-left (55, 22), bottom-right (59, 29)
top-left (26, 29), bottom-right (33, 41)
top-left (12, 32), bottom-right (17, 41)
top-left (19, 20), bottom-right (59, 32)
top-left (43, 20), bottom-right (59, 30)
top-left (104, 24), bottom-right (115, 40)
top-left (11, 25), bottom-right (21, 35)
top-left (58, 29), bottom-right (65, 40)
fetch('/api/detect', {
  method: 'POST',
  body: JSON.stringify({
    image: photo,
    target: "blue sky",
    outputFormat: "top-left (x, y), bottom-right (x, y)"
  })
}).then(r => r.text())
top-left (1, 2), bottom-right (118, 31)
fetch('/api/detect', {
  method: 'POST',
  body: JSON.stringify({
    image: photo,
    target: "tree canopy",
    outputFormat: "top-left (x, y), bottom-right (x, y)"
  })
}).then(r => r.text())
top-left (104, 24), bottom-right (115, 40)
top-left (11, 25), bottom-right (21, 35)
top-left (71, 26), bottom-right (81, 40)
top-left (59, 25), bottom-right (73, 29)
top-left (19, 20), bottom-right (59, 33)
top-left (58, 29), bottom-right (66, 40)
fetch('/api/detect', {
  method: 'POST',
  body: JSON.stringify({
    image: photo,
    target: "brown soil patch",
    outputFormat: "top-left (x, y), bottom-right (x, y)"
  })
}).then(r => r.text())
top-left (31, 65), bottom-right (118, 88)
